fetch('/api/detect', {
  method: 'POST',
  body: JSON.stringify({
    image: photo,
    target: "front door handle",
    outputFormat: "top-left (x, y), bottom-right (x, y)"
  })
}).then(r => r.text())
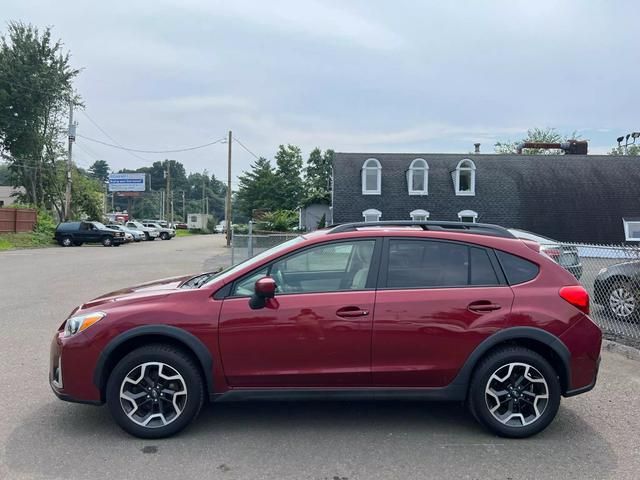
top-left (468, 301), bottom-right (501, 313)
top-left (336, 306), bottom-right (370, 318)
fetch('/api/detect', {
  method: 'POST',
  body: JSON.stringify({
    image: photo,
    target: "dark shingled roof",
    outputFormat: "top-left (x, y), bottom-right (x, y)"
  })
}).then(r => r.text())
top-left (332, 152), bottom-right (640, 244)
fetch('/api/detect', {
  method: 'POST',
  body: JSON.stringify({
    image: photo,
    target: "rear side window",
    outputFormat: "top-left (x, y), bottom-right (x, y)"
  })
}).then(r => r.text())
top-left (495, 250), bottom-right (539, 285)
top-left (385, 239), bottom-right (500, 288)
top-left (57, 222), bottom-right (79, 231)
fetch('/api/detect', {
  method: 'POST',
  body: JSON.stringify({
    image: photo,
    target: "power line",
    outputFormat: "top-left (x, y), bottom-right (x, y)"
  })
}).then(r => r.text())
top-left (79, 110), bottom-right (151, 162)
top-left (232, 135), bottom-right (261, 160)
top-left (77, 133), bottom-right (227, 154)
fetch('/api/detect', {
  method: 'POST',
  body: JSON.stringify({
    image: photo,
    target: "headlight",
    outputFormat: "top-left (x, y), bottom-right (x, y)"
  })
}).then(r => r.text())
top-left (64, 312), bottom-right (106, 337)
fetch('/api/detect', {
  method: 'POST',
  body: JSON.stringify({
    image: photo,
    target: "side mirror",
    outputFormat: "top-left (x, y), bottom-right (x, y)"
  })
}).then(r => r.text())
top-left (249, 276), bottom-right (277, 310)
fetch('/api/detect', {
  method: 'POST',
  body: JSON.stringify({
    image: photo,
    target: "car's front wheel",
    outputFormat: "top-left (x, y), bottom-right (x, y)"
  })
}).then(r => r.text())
top-left (160, 232), bottom-right (169, 240)
top-left (102, 236), bottom-right (113, 247)
top-left (468, 346), bottom-right (560, 438)
top-left (106, 344), bottom-right (204, 439)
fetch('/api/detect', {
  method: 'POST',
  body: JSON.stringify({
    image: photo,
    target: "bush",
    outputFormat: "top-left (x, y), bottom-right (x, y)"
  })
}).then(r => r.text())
top-left (259, 210), bottom-right (298, 232)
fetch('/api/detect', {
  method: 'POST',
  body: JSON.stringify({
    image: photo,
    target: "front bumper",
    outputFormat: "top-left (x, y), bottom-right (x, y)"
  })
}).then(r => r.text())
top-left (49, 331), bottom-right (103, 405)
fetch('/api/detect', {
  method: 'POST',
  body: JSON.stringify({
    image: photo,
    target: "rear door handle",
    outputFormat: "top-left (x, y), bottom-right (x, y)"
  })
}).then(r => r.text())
top-left (468, 302), bottom-right (501, 313)
top-left (336, 306), bottom-right (370, 318)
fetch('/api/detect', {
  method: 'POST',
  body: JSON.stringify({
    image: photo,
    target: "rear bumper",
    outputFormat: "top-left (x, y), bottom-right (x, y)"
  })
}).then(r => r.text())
top-left (565, 356), bottom-right (600, 397)
top-left (560, 315), bottom-right (602, 396)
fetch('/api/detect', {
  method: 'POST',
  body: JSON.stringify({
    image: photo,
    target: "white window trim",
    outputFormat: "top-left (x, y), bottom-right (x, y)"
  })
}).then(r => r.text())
top-left (458, 209), bottom-right (478, 223)
top-left (410, 209), bottom-right (430, 221)
top-left (407, 158), bottom-right (429, 195)
top-left (453, 158), bottom-right (476, 196)
top-left (623, 219), bottom-right (640, 241)
top-left (362, 208), bottom-right (382, 223)
top-left (362, 158), bottom-right (381, 195)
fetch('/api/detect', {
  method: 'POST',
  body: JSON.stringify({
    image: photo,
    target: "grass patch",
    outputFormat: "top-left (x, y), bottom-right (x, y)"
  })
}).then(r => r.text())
top-left (175, 229), bottom-right (195, 237)
top-left (0, 231), bottom-right (57, 251)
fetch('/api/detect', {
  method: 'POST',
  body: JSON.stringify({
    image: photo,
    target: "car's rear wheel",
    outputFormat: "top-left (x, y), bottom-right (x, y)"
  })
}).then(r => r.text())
top-left (607, 280), bottom-right (639, 321)
top-left (102, 236), bottom-right (113, 247)
top-left (468, 346), bottom-right (560, 438)
top-left (106, 345), bottom-right (204, 439)
top-left (160, 232), bottom-right (169, 240)
top-left (60, 236), bottom-right (73, 247)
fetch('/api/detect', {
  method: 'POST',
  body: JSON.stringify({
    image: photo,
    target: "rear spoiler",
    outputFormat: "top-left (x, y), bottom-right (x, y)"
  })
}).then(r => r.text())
top-left (520, 239), bottom-right (541, 253)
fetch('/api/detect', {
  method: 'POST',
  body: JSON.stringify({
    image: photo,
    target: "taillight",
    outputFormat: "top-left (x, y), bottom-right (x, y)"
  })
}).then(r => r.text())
top-left (559, 285), bottom-right (590, 315)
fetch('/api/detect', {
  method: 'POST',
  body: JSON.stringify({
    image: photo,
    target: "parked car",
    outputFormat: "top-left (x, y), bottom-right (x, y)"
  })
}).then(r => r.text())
top-left (593, 260), bottom-right (640, 321)
top-left (49, 220), bottom-right (601, 439)
top-left (174, 222), bottom-right (188, 230)
top-left (143, 222), bottom-right (176, 240)
top-left (125, 221), bottom-right (159, 241)
top-left (214, 221), bottom-right (226, 234)
top-left (54, 221), bottom-right (126, 247)
top-left (508, 229), bottom-right (582, 279)
top-left (106, 224), bottom-right (143, 243)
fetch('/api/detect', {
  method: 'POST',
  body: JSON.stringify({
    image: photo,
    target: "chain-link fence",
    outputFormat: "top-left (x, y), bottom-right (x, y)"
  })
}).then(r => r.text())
top-left (560, 243), bottom-right (640, 342)
top-left (231, 226), bottom-right (299, 264)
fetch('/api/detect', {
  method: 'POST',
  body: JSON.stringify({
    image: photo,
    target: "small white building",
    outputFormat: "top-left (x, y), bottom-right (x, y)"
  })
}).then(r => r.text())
top-left (0, 186), bottom-right (25, 207)
top-left (187, 213), bottom-right (213, 230)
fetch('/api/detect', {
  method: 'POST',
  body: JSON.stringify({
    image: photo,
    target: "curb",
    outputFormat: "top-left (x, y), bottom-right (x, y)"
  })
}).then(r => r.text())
top-left (602, 339), bottom-right (640, 361)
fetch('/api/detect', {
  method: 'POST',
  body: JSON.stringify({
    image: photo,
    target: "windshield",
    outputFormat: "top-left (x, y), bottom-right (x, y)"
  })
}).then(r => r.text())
top-left (200, 235), bottom-right (305, 287)
top-left (93, 221), bottom-right (107, 229)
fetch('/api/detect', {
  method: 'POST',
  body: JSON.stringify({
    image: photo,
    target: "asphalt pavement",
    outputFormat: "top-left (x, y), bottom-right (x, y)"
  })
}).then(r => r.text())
top-left (0, 235), bottom-right (639, 480)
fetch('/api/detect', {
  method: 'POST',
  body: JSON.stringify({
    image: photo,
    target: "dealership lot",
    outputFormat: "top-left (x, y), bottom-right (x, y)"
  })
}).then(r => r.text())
top-left (1, 236), bottom-right (639, 480)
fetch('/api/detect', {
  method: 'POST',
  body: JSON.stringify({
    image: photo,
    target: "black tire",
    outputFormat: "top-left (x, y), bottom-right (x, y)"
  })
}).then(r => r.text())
top-left (144, 232), bottom-right (151, 241)
top-left (106, 344), bottom-right (205, 439)
top-left (102, 236), bottom-right (113, 247)
top-left (60, 236), bottom-right (73, 247)
top-left (468, 346), bottom-right (560, 438)
top-left (160, 232), bottom-right (169, 240)
top-left (606, 280), bottom-right (639, 321)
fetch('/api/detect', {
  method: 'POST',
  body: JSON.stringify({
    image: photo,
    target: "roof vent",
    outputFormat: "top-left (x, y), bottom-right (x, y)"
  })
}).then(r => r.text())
top-left (474, 143), bottom-right (481, 153)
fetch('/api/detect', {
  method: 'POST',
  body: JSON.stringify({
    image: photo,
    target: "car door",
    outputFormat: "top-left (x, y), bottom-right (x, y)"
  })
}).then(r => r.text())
top-left (78, 222), bottom-right (94, 242)
top-left (218, 238), bottom-right (380, 387)
top-left (372, 238), bottom-right (514, 388)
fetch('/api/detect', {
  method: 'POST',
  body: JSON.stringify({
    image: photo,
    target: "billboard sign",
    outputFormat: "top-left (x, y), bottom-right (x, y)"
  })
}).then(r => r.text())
top-left (108, 173), bottom-right (146, 192)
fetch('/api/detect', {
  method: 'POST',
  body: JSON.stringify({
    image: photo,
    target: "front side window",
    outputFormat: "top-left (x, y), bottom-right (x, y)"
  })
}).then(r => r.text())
top-left (623, 219), bottom-right (640, 241)
top-left (232, 240), bottom-right (376, 295)
top-left (362, 158), bottom-right (381, 195)
top-left (385, 239), bottom-right (500, 288)
top-left (407, 158), bottom-right (428, 195)
top-left (454, 159), bottom-right (476, 195)
top-left (362, 208), bottom-right (381, 223)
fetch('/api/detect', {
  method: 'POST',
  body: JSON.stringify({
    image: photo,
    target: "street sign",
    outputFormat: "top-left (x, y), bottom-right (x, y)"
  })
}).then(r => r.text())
top-left (108, 173), bottom-right (146, 192)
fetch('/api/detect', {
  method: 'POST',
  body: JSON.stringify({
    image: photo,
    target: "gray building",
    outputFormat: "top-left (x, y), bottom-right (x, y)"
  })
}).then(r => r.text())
top-left (331, 152), bottom-right (640, 244)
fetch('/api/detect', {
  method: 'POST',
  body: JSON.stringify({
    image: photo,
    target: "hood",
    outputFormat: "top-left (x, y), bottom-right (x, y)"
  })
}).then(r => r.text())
top-left (80, 274), bottom-right (195, 310)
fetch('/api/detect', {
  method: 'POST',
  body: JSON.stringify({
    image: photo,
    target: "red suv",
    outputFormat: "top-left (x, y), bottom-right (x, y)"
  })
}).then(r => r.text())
top-left (49, 221), bottom-right (601, 439)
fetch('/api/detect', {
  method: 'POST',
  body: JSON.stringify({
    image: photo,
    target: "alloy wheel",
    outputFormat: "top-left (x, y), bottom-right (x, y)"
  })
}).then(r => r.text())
top-left (609, 286), bottom-right (636, 318)
top-left (119, 362), bottom-right (188, 428)
top-left (484, 362), bottom-right (549, 427)
top-left (62, 237), bottom-right (72, 247)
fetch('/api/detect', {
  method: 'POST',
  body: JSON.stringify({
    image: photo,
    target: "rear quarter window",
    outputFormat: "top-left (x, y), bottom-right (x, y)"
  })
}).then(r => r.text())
top-left (57, 222), bottom-right (79, 231)
top-left (495, 250), bottom-right (539, 285)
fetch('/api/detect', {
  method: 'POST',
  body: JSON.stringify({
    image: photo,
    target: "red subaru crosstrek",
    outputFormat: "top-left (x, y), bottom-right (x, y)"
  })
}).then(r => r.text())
top-left (50, 221), bottom-right (601, 439)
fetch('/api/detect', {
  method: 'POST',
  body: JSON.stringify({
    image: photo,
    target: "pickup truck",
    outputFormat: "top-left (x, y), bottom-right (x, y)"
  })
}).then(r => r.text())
top-left (54, 221), bottom-right (126, 247)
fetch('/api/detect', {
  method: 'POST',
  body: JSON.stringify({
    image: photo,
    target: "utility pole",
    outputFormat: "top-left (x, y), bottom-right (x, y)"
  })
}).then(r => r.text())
top-left (64, 102), bottom-right (75, 220)
top-left (225, 130), bottom-right (232, 247)
top-left (182, 191), bottom-right (186, 222)
top-left (165, 159), bottom-right (171, 222)
top-left (201, 171), bottom-right (206, 216)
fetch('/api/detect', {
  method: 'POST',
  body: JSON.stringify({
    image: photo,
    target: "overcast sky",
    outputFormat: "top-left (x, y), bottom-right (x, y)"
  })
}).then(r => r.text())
top-left (4, 0), bottom-right (639, 182)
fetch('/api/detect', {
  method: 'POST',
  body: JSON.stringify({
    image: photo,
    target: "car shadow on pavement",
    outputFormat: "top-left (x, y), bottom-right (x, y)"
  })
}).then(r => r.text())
top-left (4, 399), bottom-right (617, 480)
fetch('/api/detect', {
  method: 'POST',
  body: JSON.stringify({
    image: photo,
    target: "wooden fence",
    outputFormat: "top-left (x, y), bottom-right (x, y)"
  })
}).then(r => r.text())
top-left (0, 208), bottom-right (37, 233)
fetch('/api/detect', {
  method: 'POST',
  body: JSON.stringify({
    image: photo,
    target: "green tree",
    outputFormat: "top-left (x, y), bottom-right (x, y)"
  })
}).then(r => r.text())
top-left (88, 159), bottom-right (110, 183)
top-left (274, 144), bottom-right (303, 210)
top-left (609, 145), bottom-right (640, 155)
top-left (0, 22), bottom-right (81, 217)
top-left (0, 163), bottom-right (11, 184)
top-left (495, 128), bottom-right (579, 155)
top-left (236, 157), bottom-right (282, 218)
top-left (304, 148), bottom-right (333, 206)
top-left (70, 167), bottom-right (103, 220)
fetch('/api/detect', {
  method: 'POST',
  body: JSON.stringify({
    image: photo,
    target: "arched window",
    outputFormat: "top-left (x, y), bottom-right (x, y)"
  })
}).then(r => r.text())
top-left (458, 209), bottom-right (478, 223)
top-left (362, 208), bottom-right (382, 223)
top-left (410, 209), bottom-right (430, 221)
top-left (453, 159), bottom-right (476, 195)
top-left (407, 158), bottom-right (428, 195)
top-left (362, 158), bottom-right (381, 195)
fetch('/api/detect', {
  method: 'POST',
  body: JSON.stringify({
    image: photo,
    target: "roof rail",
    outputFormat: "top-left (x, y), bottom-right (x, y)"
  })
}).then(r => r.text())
top-left (327, 220), bottom-right (515, 238)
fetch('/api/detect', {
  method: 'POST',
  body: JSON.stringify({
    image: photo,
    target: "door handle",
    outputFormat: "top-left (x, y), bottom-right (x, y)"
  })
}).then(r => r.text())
top-left (468, 301), bottom-right (501, 313)
top-left (336, 306), bottom-right (369, 318)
